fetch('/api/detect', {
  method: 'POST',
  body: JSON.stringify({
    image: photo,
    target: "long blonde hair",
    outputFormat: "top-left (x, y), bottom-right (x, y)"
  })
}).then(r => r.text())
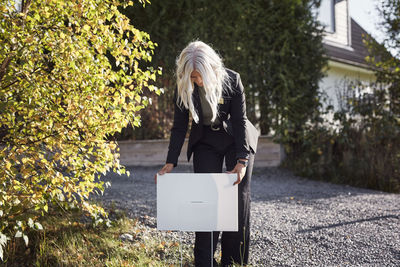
top-left (175, 41), bottom-right (229, 123)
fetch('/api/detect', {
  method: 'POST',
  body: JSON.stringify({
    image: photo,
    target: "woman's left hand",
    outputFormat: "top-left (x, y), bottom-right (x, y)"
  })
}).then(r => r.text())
top-left (228, 161), bottom-right (247, 185)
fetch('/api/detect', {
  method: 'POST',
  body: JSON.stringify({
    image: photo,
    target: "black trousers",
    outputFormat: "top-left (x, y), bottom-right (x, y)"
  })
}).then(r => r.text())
top-left (192, 126), bottom-right (254, 267)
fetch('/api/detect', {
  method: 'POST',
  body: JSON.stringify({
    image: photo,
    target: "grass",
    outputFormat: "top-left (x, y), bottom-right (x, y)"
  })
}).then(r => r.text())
top-left (1, 206), bottom-right (194, 266)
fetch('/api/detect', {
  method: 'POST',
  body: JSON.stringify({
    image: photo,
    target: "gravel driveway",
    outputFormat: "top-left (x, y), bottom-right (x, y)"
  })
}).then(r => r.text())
top-left (98, 165), bottom-right (400, 266)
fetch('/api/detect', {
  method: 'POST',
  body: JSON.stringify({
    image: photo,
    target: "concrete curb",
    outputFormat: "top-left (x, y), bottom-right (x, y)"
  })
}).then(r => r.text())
top-left (118, 135), bottom-right (282, 167)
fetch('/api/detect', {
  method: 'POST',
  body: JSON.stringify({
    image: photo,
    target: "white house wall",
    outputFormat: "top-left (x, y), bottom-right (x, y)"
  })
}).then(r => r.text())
top-left (319, 60), bottom-right (375, 124)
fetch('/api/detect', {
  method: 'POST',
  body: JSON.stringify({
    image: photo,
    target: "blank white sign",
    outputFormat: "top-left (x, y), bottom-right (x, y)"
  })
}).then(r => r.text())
top-left (157, 173), bottom-right (238, 231)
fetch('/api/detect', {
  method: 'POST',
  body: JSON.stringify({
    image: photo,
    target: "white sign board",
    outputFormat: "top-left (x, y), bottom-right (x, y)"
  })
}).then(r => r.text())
top-left (157, 173), bottom-right (238, 231)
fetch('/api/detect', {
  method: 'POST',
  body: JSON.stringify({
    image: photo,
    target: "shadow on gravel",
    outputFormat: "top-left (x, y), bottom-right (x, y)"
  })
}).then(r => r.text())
top-left (99, 166), bottom-right (390, 202)
top-left (297, 214), bottom-right (400, 233)
top-left (100, 165), bottom-right (193, 182)
top-left (250, 167), bottom-right (390, 202)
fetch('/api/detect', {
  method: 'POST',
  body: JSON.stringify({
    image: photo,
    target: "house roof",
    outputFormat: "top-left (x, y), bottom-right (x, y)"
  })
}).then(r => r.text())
top-left (323, 18), bottom-right (372, 69)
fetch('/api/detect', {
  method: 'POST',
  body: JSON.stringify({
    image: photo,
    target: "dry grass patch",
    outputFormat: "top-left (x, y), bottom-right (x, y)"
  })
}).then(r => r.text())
top-left (2, 207), bottom-right (193, 266)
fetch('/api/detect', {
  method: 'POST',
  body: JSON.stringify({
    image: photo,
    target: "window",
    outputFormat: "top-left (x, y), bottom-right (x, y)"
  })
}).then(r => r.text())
top-left (317, 0), bottom-right (335, 33)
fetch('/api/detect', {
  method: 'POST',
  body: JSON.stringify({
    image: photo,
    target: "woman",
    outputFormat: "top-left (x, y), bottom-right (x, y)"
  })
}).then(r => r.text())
top-left (157, 40), bottom-right (258, 266)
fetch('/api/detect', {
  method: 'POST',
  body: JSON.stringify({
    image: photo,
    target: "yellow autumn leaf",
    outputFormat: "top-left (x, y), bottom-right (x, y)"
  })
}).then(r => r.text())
top-left (5, 161), bottom-right (11, 170)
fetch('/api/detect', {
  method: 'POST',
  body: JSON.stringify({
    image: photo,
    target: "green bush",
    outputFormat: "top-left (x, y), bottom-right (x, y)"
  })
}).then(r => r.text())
top-left (118, 0), bottom-right (326, 140)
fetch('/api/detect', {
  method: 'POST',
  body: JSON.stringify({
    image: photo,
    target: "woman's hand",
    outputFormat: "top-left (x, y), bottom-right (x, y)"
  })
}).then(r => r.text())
top-left (228, 160), bottom-right (247, 185)
top-left (155, 163), bottom-right (174, 183)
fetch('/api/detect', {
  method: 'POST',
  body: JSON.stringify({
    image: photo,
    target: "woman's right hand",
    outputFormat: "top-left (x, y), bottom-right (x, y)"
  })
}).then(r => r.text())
top-left (154, 163), bottom-right (174, 183)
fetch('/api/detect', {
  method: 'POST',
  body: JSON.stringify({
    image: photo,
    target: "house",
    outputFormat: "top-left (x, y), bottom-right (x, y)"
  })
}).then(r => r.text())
top-left (317, 0), bottom-right (376, 115)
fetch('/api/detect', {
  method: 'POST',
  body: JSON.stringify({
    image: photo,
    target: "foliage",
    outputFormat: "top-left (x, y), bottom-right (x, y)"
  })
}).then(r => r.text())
top-left (0, 0), bottom-right (160, 260)
top-left (367, 0), bottom-right (400, 104)
top-left (119, 0), bottom-right (326, 140)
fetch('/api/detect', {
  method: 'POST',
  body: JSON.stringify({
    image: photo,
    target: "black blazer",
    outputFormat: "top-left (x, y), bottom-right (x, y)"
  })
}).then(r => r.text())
top-left (166, 69), bottom-right (259, 167)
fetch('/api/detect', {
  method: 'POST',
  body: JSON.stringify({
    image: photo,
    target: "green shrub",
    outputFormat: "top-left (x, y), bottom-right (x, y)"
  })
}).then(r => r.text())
top-left (118, 0), bottom-right (326, 140)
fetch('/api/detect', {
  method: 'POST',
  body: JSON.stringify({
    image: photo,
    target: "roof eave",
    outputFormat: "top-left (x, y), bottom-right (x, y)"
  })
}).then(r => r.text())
top-left (325, 55), bottom-right (375, 71)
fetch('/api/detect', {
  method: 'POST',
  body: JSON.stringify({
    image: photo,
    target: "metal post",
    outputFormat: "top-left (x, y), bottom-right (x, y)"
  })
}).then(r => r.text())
top-left (211, 232), bottom-right (213, 267)
top-left (180, 231), bottom-right (183, 267)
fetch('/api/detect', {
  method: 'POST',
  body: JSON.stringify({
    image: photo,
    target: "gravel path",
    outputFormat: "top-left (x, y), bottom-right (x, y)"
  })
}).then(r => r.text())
top-left (97, 165), bottom-right (400, 266)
